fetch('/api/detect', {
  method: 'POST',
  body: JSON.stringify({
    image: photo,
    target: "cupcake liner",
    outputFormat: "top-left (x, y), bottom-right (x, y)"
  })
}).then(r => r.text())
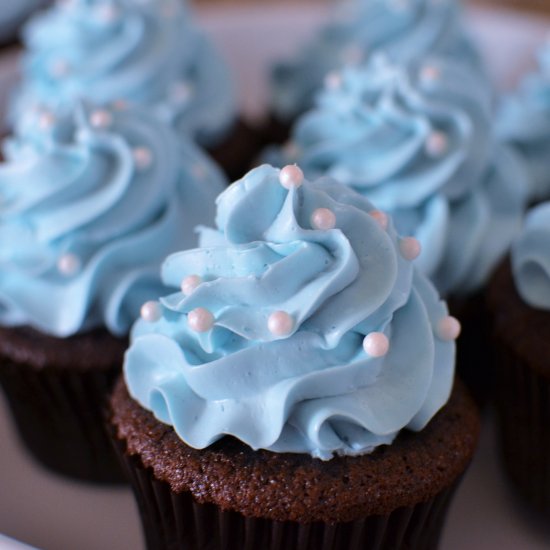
top-left (113, 438), bottom-right (459, 550)
top-left (0, 358), bottom-right (126, 483)
top-left (494, 340), bottom-right (550, 516)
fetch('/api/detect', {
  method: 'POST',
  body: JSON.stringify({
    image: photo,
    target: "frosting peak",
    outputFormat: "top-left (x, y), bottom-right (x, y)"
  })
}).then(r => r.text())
top-left (0, 103), bottom-right (226, 337)
top-left (124, 165), bottom-right (456, 460)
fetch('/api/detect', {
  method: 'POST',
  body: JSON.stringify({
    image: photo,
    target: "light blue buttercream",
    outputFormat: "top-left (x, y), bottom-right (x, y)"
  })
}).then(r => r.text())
top-left (512, 202), bottom-right (550, 310)
top-left (0, 103), bottom-right (226, 337)
top-left (124, 164), bottom-right (455, 460)
top-left (0, 0), bottom-right (47, 43)
top-left (270, 0), bottom-right (486, 120)
top-left (497, 42), bottom-right (550, 201)
top-left (12, 0), bottom-right (235, 146)
top-left (269, 56), bottom-right (528, 297)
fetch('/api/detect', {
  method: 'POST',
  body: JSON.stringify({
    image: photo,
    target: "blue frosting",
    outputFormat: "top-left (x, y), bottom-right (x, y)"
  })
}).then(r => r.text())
top-left (0, 0), bottom-right (47, 43)
top-left (0, 103), bottom-right (226, 337)
top-left (269, 56), bottom-right (528, 296)
top-left (497, 41), bottom-right (550, 201)
top-left (124, 165), bottom-right (456, 460)
top-left (271, 0), bottom-right (486, 121)
top-left (12, 0), bottom-right (235, 146)
top-left (512, 202), bottom-right (550, 310)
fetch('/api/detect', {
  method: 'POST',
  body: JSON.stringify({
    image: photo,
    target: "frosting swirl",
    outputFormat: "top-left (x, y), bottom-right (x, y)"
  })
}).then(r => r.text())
top-left (512, 202), bottom-right (550, 310)
top-left (0, 103), bottom-right (226, 337)
top-left (270, 56), bottom-right (527, 296)
top-left (497, 41), bottom-right (550, 201)
top-left (124, 164), bottom-right (456, 460)
top-left (13, 0), bottom-right (235, 146)
top-left (271, 0), bottom-right (486, 120)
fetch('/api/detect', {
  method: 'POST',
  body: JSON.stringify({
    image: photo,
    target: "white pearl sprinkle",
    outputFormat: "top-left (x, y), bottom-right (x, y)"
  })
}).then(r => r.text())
top-left (363, 332), bottom-right (390, 358)
top-left (279, 165), bottom-right (304, 190)
top-left (268, 311), bottom-right (294, 337)
top-left (50, 58), bottom-right (70, 78)
top-left (181, 275), bottom-right (202, 296)
top-left (37, 111), bottom-right (56, 131)
top-left (140, 301), bottom-right (162, 323)
top-left (57, 253), bottom-right (81, 277)
top-left (399, 237), bottom-right (421, 261)
top-left (324, 71), bottom-right (343, 91)
top-left (89, 109), bottom-right (113, 130)
top-left (95, 4), bottom-right (119, 22)
top-left (420, 65), bottom-right (440, 84)
top-left (425, 131), bottom-right (448, 158)
top-left (311, 208), bottom-right (336, 231)
top-left (170, 81), bottom-right (193, 104)
top-left (188, 307), bottom-right (215, 333)
top-left (369, 210), bottom-right (389, 231)
top-left (437, 316), bottom-right (461, 341)
top-left (133, 147), bottom-right (153, 171)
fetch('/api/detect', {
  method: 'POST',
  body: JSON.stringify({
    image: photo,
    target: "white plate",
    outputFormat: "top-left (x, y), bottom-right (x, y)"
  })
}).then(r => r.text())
top-left (2, 5), bottom-right (550, 550)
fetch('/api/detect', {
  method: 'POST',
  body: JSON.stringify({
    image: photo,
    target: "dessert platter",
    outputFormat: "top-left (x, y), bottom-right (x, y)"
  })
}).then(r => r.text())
top-left (1, 1), bottom-right (550, 549)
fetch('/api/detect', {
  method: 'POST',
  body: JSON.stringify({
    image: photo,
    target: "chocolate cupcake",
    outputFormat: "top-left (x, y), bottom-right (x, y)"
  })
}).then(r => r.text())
top-left (109, 164), bottom-right (479, 548)
top-left (10, 0), bottom-right (260, 181)
top-left (265, 0), bottom-right (486, 145)
top-left (0, 102), bottom-right (226, 482)
top-left (487, 202), bottom-right (550, 517)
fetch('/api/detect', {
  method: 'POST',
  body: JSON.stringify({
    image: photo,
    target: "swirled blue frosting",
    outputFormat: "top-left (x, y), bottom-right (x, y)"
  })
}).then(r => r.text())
top-left (271, 0), bottom-right (486, 121)
top-left (269, 56), bottom-right (527, 297)
top-left (0, 0), bottom-right (47, 43)
top-left (13, 0), bottom-right (235, 146)
top-left (124, 164), bottom-right (456, 460)
top-left (497, 42), bottom-right (550, 201)
top-left (0, 103), bottom-right (226, 338)
top-left (512, 202), bottom-right (550, 309)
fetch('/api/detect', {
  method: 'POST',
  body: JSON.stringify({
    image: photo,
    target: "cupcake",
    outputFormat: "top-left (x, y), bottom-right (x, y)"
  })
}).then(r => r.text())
top-left (11, 0), bottom-right (258, 180)
top-left (110, 164), bottom-right (479, 549)
top-left (497, 38), bottom-right (550, 203)
top-left (0, 102), bottom-right (226, 482)
top-left (487, 202), bottom-right (550, 517)
top-left (267, 0), bottom-right (486, 144)
top-left (268, 55), bottom-right (528, 404)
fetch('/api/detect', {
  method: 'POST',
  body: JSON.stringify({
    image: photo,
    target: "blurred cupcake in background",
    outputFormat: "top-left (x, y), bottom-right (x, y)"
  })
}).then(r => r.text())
top-left (11, 0), bottom-right (259, 180)
top-left (0, 101), bottom-right (226, 482)
top-left (266, 0), bottom-right (487, 144)
top-left (498, 36), bottom-right (550, 203)
top-left (267, 54), bottom-right (528, 403)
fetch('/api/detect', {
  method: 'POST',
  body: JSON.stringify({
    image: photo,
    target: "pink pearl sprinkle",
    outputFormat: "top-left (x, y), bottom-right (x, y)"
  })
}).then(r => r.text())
top-left (420, 65), bottom-right (440, 83)
top-left (141, 301), bottom-right (162, 323)
top-left (311, 208), bottom-right (336, 231)
top-left (57, 253), bottom-right (81, 277)
top-left (279, 165), bottom-right (304, 190)
top-left (437, 316), bottom-right (461, 341)
top-left (181, 275), bottom-right (202, 296)
top-left (268, 311), bottom-right (294, 337)
top-left (400, 237), bottom-right (421, 261)
top-left (369, 210), bottom-right (389, 231)
top-left (363, 332), bottom-right (390, 358)
top-left (324, 71), bottom-right (343, 91)
top-left (188, 308), bottom-right (215, 333)
top-left (89, 109), bottom-right (113, 130)
top-left (133, 147), bottom-right (153, 171)
top-left (425, 131), bottom-right (448, 158)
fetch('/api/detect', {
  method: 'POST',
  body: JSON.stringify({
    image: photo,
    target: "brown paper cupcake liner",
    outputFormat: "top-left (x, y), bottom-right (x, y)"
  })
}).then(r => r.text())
top-left (494, 340), bottom-right (550, 516)
top-left (0, 359), bottom-right (126, 483)
top-left (112, 438), bottom-right (459, 550)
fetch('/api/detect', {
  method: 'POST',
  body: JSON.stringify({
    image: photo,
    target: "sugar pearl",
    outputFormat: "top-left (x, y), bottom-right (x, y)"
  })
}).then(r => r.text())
top-left (420, 65), bottom-right (440, 84)
top-left (188, 307), bottom-right (215, 333)
top-left (133, 147), bottom-right (153, 171)
top-left (425, 131), bottom-right (448, 158)
top-left (311, 208), bottom-right (336, 231)
top-left (363, 332), bottom-right (390, 358)
top-left (181, 275), bottom-right (202, 296)
top-left (324, 71), bottom-right (343, 91)
top-left (268, 311), bottom-right (294, 337)
top-left (399, 237), bottom-right (421, 261)
top-left (112, 99), bottom-right (128, 111)
top-left (141, 301), bottom-right (162, 323)
top-left (279, 165), bottom-right (304, 190)
top-left (57, 253), bottom-right (81, 276)
top-left (369, 210), bottom-right (389, 231)
top-left (89, 109), bottom-right (113, 130)
top-left (437, 316), bottom-right (461, 341)
top-left (37, 111), bottom-right (56, 131)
